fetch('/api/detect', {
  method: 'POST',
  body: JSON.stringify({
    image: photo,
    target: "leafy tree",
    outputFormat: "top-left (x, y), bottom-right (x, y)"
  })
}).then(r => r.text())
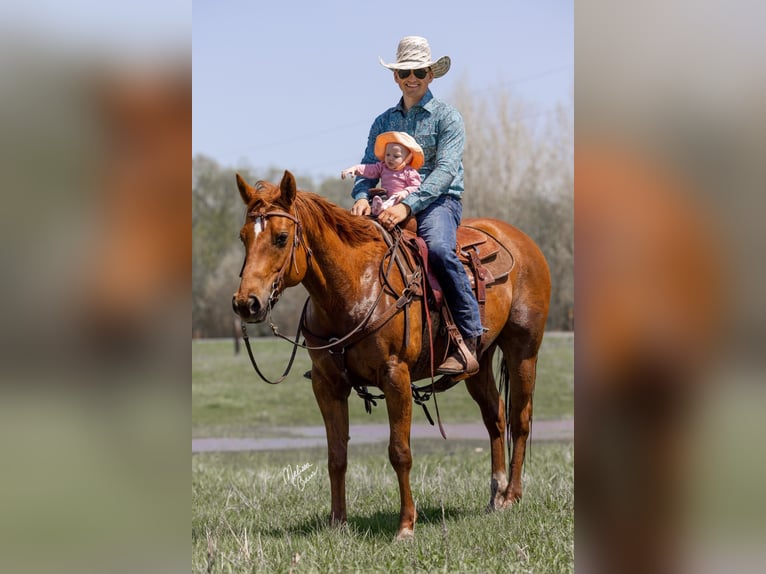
top-left (193, 156), bottom-right (318, 337)
top-left (454, 83), bottom-right (573, 330)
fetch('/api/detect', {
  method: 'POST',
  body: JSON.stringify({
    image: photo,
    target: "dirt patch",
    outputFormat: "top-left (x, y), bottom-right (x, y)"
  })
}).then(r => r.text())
top-left (192, 419), bottom-right (573, 452)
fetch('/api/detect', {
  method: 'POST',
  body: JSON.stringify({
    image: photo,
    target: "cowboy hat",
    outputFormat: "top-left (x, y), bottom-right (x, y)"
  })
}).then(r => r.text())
top-left (374, 131), bottom-right (424, 170)
top-left (379, 36), bottom-right (451, 79)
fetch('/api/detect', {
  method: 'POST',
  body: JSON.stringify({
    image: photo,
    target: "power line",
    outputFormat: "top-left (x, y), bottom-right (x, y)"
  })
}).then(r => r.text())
top-left (473, 64), bottom-right (572, 97)
top-left (245, 120), bottom-right (368, 151)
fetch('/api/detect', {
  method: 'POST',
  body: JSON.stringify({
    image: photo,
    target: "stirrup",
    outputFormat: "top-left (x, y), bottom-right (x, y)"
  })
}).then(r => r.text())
top-left (436, 341), bottom-right (479, 379)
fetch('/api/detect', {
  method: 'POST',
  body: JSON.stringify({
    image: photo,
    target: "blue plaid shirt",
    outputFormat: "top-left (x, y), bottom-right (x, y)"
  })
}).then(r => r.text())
top-left (351, 90), bottom-right (465, 215)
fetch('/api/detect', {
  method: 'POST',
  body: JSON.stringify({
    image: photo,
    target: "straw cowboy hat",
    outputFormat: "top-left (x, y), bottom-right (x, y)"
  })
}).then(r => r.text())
top-left (374, 131), bottom-right (425, 170)
top-left (379, 36), bottom-right (451, 79)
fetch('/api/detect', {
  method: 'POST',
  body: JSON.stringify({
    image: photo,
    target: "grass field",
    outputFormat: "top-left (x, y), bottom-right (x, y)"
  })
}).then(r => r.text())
top-left (193, 440), bottom-right (573, 573)
top-left (193, 332), bottom-right (573, 572)
top-left (192, 332), bottom-right (573, 438)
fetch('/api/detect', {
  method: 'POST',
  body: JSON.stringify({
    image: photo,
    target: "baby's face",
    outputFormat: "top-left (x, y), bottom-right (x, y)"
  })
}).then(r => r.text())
top-left (384, 143), bottom-right (408, 170)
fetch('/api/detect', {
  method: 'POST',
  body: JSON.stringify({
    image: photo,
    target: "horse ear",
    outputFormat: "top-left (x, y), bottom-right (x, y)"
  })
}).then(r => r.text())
top-left (236, 173), bottom-right (254, 205)
top-left (277, 170), bottom-right (297, 208)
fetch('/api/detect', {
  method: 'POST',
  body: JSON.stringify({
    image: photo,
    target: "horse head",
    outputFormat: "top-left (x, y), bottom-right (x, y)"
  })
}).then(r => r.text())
top-left (232, 171), bottom-right (310, 322)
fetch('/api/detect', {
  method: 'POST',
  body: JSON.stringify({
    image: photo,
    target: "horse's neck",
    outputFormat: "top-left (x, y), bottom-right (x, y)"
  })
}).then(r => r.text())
top-left (301, 232), bottom-right (385, 324)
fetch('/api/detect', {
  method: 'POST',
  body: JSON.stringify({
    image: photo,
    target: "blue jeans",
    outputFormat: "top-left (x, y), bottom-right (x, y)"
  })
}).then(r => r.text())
top-left (415, 195), bottom-right (483, 339)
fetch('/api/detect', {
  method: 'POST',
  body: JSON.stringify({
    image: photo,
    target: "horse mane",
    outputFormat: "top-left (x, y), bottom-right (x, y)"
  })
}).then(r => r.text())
top-left (293, 191), bottom-right (383, 247)
top-left (247, 179), bottom-right (382, 247)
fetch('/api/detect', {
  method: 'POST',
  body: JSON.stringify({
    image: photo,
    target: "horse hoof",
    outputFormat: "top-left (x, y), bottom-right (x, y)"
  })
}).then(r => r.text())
top-left (394, 527), bottom-right (414, 541)
top-left (487, 496), bottom-right (505, 512)
top-left (328, 514), bottom-right (347, 527)
top-left (494, 497), bottom-right (518, 511)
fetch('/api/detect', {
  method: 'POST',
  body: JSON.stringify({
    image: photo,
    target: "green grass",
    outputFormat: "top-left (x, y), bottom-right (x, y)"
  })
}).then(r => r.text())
top-left (192, 440), bottom-right (574, 573)
top-left (192, 332), bottom-right (573, 438)
top-left (192, 333), bottom-right (574, 571)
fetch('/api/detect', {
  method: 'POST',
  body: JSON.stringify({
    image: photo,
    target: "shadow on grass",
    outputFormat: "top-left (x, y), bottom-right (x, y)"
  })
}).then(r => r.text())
top-left (258, 504), bottom-right (473, 541)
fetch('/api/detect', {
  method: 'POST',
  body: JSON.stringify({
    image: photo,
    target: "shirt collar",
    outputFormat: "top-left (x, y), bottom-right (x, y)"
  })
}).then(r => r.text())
top-left (395, 89), bottom-right (434, 114)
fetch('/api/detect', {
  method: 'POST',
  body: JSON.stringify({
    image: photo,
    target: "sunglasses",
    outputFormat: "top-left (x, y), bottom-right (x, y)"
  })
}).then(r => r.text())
top-left (397, 68), bottom-right (429, 80)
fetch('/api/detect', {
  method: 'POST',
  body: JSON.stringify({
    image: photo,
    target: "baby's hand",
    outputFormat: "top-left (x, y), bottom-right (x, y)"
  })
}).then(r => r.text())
top-left (341, 168), bottom-right (356, 180)
top-left (392, 190), bottom-right (409, 201)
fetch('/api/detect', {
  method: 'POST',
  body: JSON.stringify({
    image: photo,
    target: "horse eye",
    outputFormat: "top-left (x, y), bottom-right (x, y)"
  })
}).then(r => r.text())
top-left (275, 232), bottom-right (289, 247)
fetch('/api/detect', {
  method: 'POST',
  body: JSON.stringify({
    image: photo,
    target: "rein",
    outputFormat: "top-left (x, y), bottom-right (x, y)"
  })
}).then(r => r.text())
top-left (240, 307), bottom-right (304, 385)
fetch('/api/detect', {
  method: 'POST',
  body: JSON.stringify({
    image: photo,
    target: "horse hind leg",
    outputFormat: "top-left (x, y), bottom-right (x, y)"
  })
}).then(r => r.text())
top-left (499, 331), bottom-right (542, 505)
top-left (464, 346), bottom-right (509, 512)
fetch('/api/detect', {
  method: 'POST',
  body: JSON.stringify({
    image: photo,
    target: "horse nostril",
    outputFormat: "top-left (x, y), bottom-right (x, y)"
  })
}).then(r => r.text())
top-left (247, 295), bottom-right (261, 315)
top-left (232, 294), bottom-right (262, 319)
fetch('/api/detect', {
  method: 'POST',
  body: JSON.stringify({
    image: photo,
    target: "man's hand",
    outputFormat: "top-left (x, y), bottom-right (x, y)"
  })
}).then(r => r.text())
top-left (378, 203), bottom-right (410, 231)
top-left (350, 198), bottom-right (371, 216)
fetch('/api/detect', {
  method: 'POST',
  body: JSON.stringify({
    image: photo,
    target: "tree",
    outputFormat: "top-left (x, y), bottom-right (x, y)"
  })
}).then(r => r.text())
top-left (453, 83), bottom-right (573, 329)
top-left (192, 155), bottom-right (319, 337)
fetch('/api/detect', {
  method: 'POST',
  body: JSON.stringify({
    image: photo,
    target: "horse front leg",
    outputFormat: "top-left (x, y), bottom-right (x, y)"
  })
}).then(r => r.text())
top-left (312, 372), bottom-right (350, 526)
top-left (381, 359), bottom-right (416, 540)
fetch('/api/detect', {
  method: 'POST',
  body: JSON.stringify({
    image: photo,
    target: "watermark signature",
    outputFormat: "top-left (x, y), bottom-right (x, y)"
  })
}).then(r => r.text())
top-left (282, 462), bottom-right (318, 491)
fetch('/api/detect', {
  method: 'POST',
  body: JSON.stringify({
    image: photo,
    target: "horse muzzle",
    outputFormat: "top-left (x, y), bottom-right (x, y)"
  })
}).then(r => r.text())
top-left (232, 293), bottom-right (267, 323)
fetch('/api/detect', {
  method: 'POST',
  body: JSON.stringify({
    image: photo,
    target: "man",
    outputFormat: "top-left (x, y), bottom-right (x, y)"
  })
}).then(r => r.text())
top-left (350, 36), bottom-right (482, 376)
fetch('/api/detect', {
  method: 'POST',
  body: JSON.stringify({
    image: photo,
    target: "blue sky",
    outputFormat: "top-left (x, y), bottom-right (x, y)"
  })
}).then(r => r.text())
top-left (0, 0), bottom-right (189, 55)
top-left (193, 0), bottom-right (573, 180)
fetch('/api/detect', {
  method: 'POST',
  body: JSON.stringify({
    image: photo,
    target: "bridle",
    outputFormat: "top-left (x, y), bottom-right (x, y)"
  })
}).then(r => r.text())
top-left (237, 207), bottom-right (313, 385)
top-left (238, 208), bottom-right (313, 309)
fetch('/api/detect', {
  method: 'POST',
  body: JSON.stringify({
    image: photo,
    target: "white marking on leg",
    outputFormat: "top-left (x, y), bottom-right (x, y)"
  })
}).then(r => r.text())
top-left (489, 471), bottom-right (509, 511)
top-left (395, 527), bottom-right (414, 541)
top-left (492, 471), bottom-right (509, 491)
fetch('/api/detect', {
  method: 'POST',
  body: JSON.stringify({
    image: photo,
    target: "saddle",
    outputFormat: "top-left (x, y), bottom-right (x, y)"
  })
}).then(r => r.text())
top-left (399, 223), bottom-right (514, 325)
top-left (456, 225), bottom-right (513, 286)
top-left (356, 220), bottom-right (516, 430)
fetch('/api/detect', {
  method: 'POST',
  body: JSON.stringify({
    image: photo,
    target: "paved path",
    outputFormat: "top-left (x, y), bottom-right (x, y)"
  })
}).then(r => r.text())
top-left (192, 419), bottom-right (573, 453)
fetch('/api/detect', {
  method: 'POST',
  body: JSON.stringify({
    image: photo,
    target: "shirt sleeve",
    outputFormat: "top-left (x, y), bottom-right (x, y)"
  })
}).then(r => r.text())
top-left (358, 163), bottom-right (384, 179)
top-left (351, 115), bottom-right (388, 202)
top-left (402, 109), bottom-right (465, 215)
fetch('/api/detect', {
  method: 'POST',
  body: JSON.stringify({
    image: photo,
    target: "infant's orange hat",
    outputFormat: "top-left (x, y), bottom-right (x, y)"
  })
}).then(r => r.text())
top-left (374, 131), bottom-right (424, 170)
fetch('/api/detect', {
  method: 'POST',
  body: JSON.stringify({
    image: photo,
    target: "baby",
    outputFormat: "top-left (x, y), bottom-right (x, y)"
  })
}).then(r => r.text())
top-left (341, 131), bottom-right (423, 216)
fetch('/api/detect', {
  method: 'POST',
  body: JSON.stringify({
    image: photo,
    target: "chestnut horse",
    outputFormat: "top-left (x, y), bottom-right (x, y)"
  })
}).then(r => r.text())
top-left (233, 171), bottom-right (551, 540)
